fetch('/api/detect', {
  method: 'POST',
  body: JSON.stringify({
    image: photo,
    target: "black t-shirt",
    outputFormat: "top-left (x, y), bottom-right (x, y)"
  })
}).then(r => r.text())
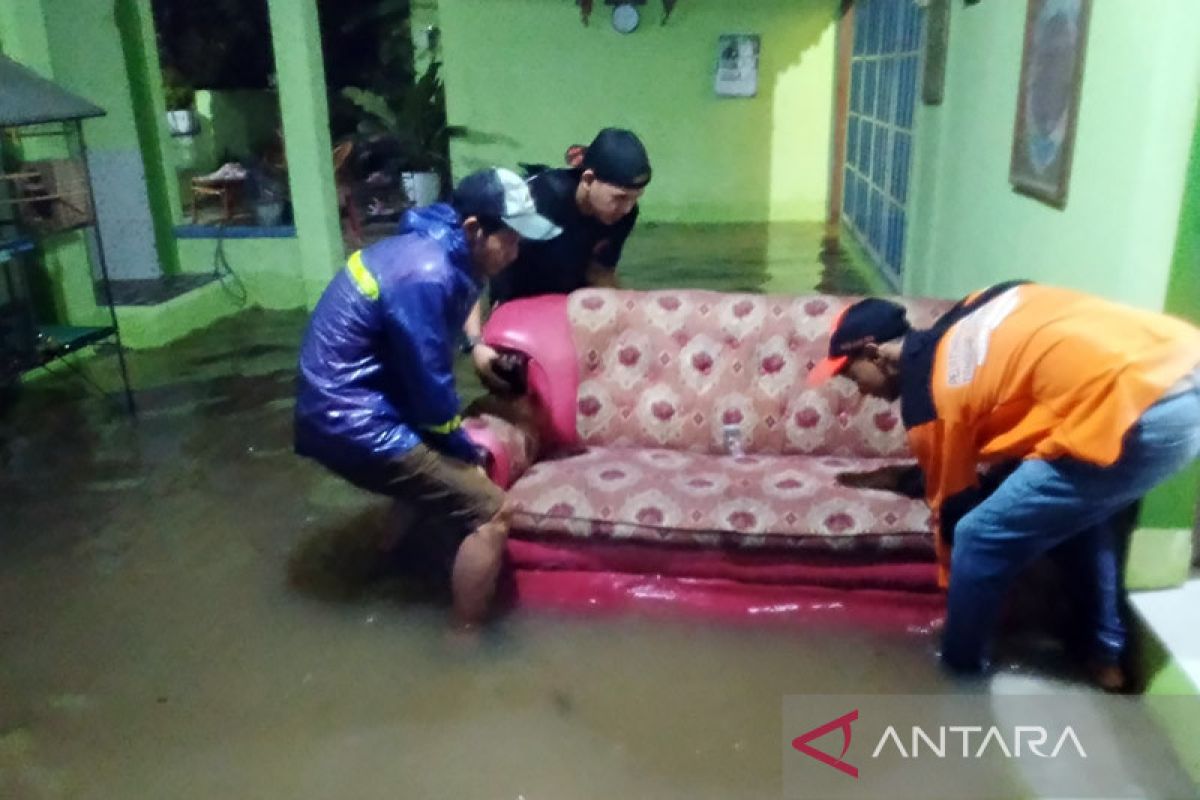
top-left (489, 168), bottom-right (638, 305)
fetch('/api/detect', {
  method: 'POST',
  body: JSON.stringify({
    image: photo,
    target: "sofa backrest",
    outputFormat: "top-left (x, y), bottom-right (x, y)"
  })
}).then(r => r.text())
top-left (568, 289), bottom-right (953, 457)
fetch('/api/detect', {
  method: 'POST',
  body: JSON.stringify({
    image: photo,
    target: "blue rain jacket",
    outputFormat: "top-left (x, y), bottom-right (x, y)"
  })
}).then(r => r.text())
top-left (294, 204), bottom-right (482, 475)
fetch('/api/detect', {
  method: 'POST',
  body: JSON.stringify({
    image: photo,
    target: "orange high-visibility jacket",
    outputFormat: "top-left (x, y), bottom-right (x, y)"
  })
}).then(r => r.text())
top-left (899, 283), bottom-right (1200, 584)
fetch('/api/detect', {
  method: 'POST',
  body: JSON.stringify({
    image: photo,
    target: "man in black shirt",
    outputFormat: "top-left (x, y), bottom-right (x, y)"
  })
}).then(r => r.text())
top-left (465, 128), bottom-right (651, 390)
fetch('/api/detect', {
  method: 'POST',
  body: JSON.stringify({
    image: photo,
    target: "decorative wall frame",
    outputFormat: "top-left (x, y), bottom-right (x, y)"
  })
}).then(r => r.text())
top-left (1009, 0), bottom-right (1092, 207)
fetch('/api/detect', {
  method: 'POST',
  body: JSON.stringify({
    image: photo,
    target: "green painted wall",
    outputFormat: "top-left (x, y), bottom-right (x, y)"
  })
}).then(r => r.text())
top-left (177, 236), bottom-right (307, 311)
top-left (40, 0), bottom-right (135, 319)
top-left (1139, 93), bottom-right (1200, 537)
top-left (1164, 104), bottom-right (1200, 331)
top-left (0, 2), bottom-right (55, 75)
top-left (35, 233), bottom-right (106, 327)
top-left (438, 0), bottom-right (839, 223)
top-left (903, 0), bottom-right (1200, 311)
top-left (131, 0), bottom-right (183, 225)
top-left (115, 279), bottom-right (244, 350)
top-left (114, 0), bottom-right (181, 274)
top-left (268, 0), bottom-right (344, 309)
top-left (1164, 103), bottom-right (1200, 330)
top-left (40, 1), bottom-right (141, 152)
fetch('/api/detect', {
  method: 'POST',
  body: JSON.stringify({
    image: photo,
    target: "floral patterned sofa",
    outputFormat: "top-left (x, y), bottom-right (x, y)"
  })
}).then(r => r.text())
top-left (465, 288), bottom-right (956, 626)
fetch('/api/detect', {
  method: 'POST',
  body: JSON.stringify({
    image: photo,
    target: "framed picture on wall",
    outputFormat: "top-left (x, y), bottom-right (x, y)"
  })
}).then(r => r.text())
top-left (1009, 0), bottom-right (1092, 207)
top-left (715, 34), bottom-right (760, 98)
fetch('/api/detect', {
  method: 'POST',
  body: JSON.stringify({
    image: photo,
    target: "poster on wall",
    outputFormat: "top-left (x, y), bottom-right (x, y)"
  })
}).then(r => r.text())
top-left (715, 34), bottom-right (760, 98)
top-left (1009, 0), bottom-right (1092, 208)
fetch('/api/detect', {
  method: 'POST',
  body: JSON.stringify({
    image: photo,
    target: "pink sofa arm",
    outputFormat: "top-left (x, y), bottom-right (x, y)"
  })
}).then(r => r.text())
top-left (463, 413), bottom-right (540, 490)
top-left (481, 294), bottom-right (580, 451)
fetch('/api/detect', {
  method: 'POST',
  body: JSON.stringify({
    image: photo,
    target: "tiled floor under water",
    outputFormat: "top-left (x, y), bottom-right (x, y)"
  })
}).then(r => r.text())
top-left (1, 223), bottom-right (1194, 798)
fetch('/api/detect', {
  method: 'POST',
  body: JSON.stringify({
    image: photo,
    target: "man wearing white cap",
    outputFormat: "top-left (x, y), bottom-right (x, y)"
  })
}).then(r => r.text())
top-left (294, 168), bottom-right (560, 628)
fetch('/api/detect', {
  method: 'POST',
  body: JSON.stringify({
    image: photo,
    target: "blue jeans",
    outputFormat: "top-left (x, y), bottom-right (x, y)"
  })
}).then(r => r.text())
top-left (941, 371), bottom-right (1200, 673)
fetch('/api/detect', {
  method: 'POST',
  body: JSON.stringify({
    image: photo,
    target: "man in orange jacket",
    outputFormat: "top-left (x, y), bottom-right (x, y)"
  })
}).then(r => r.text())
top-left (809, 281), bottom-right (1200, 689)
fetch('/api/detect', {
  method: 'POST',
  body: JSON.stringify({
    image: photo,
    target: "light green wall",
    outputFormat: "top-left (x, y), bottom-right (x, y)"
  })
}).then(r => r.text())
top-left (903, 0), bottom-right (1200, 310)
top-left (268, 0), bottom-right (344, 309)
top-left (1139, 92), bottom-right (1200, 537)
top-left (115, 0), bottom-right (180, 274)
top-left (122, 232), bottom-right (308, 347)
top-left (115, 279), bottom-right (243, 349)
top-left (438, 0), bottom-right (839, 223)
top-left (177, 236), bottom-right (307, 311)
top-left (129, 0), bottom-right (182, 225)
top-left (1164, 100), bottom-right (1200, 330)
top-left (40, 0), bottom-right (141, 152)
top-left (36, 234), bottom-right (106, 327)
top-left (0, 1), bottom-right (54, 75)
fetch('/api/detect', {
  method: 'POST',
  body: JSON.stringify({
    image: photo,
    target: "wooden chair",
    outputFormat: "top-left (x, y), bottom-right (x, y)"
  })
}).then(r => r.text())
top-left (190, 177), bottom-right (244, 223)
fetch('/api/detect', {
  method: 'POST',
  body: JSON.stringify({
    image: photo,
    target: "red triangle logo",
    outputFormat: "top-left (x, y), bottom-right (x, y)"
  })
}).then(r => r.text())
top-left (791, 709), bottom-right (859, 778)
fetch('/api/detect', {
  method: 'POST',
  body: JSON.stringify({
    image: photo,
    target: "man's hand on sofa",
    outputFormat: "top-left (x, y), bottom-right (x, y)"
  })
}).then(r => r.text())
top-left (472, 343), bottom-right (515, 394)
top-left (837, 464), bottom-right (923, 496)
top-left (461, 410), bottom-right (542, 489)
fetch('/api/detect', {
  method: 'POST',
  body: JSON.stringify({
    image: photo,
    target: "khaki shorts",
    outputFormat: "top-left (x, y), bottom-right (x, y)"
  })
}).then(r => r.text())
top-left (346, 444), bottom-right (504, 566)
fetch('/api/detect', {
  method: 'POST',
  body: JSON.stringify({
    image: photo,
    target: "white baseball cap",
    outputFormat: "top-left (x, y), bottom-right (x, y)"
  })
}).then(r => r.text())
top-left (452, 167), bottom-right (562, 241)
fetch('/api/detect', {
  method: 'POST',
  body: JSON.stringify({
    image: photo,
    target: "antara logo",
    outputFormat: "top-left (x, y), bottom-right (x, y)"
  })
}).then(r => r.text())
top-left (791, 709), bottom-right (860, 778)
top-left (792, 710), bottom-right (1088, 778)
top-left (871, 725), bottom-right (1088, 760)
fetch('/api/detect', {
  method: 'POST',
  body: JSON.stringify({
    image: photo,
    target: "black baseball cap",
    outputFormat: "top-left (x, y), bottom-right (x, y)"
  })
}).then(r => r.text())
top-left (582, 128), bottom-right (652, 189)
top-left (807, 298), bottom-right (911, 385)
top-left (452, 167), bottom-right (561, 240)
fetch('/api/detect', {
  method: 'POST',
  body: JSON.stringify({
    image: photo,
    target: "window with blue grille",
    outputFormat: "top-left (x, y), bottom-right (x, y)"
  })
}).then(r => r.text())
top-left (843, 0), bottom-right (923, 284)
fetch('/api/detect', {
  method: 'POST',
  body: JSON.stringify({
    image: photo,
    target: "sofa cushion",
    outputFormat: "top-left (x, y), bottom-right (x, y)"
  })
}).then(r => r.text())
top-left (506, 446), bottom-right (934, 555)
top-left (569, 289), bottom-right (952, 456)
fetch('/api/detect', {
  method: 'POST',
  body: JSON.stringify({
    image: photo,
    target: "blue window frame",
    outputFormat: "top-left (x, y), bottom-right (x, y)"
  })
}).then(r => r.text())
top-left (843, 0), bottom-right (923, 285)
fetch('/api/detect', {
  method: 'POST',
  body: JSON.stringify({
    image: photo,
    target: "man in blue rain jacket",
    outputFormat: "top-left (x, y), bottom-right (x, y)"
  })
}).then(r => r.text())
top-left (295, 168), bottom-right (560, 627)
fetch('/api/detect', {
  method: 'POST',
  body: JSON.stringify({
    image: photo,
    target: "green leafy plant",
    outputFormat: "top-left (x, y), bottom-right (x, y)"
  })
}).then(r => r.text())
top-left (341, 58), bottom-right (448, 173)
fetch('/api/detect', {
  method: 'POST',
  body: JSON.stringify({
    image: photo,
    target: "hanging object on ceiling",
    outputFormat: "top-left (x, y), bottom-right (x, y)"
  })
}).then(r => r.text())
top-left (662, 0), bottom-right (678, 25)
top-left (602, 0), bottom-right (646, 33)
top-left (578, 0), bottom-right (594, 26)
top-left (611, 2), bottom-right (640, 34)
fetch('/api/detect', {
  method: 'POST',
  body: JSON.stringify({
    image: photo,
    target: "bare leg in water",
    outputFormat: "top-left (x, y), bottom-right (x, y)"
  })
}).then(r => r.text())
top-left (450, 501), bottom-right (513, 628)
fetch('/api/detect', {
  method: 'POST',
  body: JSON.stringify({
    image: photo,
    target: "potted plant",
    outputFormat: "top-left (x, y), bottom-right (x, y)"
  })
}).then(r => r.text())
top-left (163, 68), bottom-right (199, 137)
top-left (342, 59), bottom-right (449, 207)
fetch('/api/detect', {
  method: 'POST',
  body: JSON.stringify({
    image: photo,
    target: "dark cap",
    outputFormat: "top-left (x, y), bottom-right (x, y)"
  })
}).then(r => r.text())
top-left (581, 128), bottom-right (652, 189)
top-left (451, 167), bottom-right (561, 240)
top-left (807, 298), bottom-right (910, 386)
